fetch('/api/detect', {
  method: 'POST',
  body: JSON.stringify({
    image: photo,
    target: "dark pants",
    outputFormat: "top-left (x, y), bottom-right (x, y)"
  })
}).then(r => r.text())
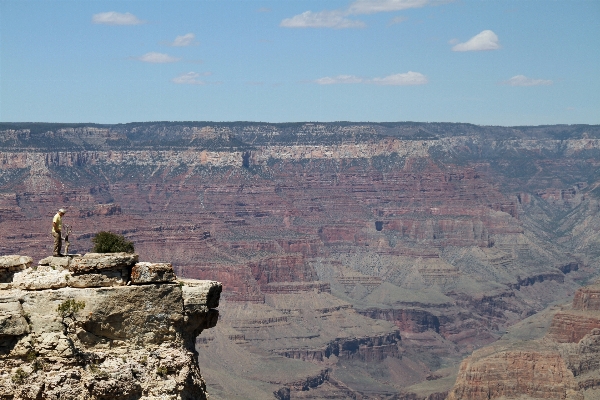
top-left (53, 231), bottom-right (62, 256)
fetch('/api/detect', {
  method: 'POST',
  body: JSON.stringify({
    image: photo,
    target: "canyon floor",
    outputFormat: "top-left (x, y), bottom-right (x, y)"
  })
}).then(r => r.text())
top-left (1, 122), bottom-right (599, 398)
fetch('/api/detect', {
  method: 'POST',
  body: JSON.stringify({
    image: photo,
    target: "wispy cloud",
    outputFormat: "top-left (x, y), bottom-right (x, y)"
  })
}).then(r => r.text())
top-left (314, 71), bottom-right (427, 86)
top-left (135, 52), bottom-right (181, 63)
top-left (168, 33), bottom-right (198, 47)
top-left (257, 7), bottom-right (272, 13)
top-left (388, 16), bottom-right (409, 25)
top-left (315, 75), bottom-right (364, 85)
top-left (451, 30), bottom-right (500, 51)
top-left (500, 75), bottom-right (553, 86)
top-left (172, 72), bottom-right (208, 85)
top-left (92, 12), bottom-right (144, 25)
top-left (280, 10), bottom-right (365, 29)
top-left (281, 0), bottom-right (449, 29)
top-left (371, 71), bottom-right (428, 85)
top-left (348, 0), bottom-right (435, 15)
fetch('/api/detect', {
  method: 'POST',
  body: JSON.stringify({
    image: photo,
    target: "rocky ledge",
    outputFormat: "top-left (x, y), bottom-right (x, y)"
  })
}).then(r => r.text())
top-left (0, 253), bottom-right (222, 400)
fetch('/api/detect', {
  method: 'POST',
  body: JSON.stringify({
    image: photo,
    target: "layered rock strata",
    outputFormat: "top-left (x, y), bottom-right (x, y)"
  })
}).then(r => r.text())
top-left (0, 253), bottom-right (221, 400)
top-left (447, 283), bottom-right (600, 399)
top-left (1, 122), bottom-right (599, 398)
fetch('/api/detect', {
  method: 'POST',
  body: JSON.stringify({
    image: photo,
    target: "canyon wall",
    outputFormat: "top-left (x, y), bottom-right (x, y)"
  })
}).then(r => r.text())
top-left (1, 122), bottom-right (599, 398)
top-left (447, 283), bottom-right (600, 399)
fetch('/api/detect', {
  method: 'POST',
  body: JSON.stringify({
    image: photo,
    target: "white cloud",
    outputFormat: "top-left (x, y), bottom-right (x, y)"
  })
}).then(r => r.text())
top-left (500, 75), bottom-right (553, 86)
top-left (280, 10), bottom-right (365, 29)
top-left (314, 71), bottom-right (427, 86)
top-left (281, 0), bottom-right (449, 29)
top-left (172, 72), bottom-right (207, 85)
top-left (315, 75), bottom-right (364, 85)
top-left (348, 0), bottom-right (433, 15)
top-left (370, 71), bottom-right (428, 85)
top-left (137, 52), bottom-right (180, 63)
top-left (92, 12), bottom-right (144, 25)
top-left (389, 16), bottom-right (409, 25)
top-left (452, 30), bottom-right (500, 51)
top-left (169, 33), bottom-right (197, 47)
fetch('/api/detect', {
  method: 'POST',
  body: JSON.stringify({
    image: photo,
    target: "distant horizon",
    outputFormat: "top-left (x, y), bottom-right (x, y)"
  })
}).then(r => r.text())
top-left (2, 1), bottom-right (599, 125)
top-left (1, 121), bottom-right (600, 129)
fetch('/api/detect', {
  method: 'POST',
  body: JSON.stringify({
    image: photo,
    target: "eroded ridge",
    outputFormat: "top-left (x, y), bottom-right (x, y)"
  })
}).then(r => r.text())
top-left (447, 283), bottom-right (600, 400)
top-left (0, 253), bottom-right (222, 400)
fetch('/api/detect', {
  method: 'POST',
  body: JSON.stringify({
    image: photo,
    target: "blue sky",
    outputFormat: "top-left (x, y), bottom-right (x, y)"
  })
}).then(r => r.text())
top-left (1, 0), bottom-right (598, 125)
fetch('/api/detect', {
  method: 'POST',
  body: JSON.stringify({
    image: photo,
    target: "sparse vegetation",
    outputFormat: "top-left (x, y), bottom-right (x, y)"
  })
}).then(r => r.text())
top-left (25, 350), bottom-right (37, 362)
top-left (89, 363), bottom-right (110, 379)
top-left (11, 368), bottom-right (28, 385)
top-left (91, 231), bottom-right (134, 253)
top-left (27, 350), bottom-right (44, 372)
top-left (57, 299), bottom-right (85, 319)
top-left (156, 366), bottom-right (168, 377)
top-left (32, 359), bottom-right (44, 372)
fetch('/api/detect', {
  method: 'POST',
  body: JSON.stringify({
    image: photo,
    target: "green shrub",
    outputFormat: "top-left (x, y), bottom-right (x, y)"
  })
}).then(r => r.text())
top-left (11, 368), bottom-right (28, 385)
top-left (25, 350), bottom-right (37, 362)
top-left (57, 299), bottom-right (85, 319)
top-left (91, 231), bottom-right (134, 253)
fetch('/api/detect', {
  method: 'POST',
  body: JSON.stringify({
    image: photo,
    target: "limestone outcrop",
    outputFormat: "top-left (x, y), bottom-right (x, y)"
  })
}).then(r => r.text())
top-left (0, 253), bottom-right (222, 400)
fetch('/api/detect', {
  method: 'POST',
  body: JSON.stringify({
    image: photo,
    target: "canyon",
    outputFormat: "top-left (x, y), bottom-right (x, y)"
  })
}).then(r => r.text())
top-left (0, 121), bottom-right (599, 398)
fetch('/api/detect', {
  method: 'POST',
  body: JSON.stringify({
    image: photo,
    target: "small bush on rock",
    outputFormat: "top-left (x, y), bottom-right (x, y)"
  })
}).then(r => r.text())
top-left (91, 231), bottom-right (134, 253)
top-left (11, 368), bottom-right (28, 385)
top-left (156, 366), bottom-right (168, 377)
top-left (57, 299), bottom-right (86, 319)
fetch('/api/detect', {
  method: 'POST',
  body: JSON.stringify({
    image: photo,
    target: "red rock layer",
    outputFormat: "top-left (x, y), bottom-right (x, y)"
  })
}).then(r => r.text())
top-left (547, 312), bottom-right (600, 344)
top-left (573, 285), bottom-right (600, 311)
top-left (248, 254), bottom-right (316, 285)
top-left (547, 285), bottom-right (600, 344)
top-left (447, 350), bottom-right (579, 400)
top-left (176, 265), bottom-right (265, 303)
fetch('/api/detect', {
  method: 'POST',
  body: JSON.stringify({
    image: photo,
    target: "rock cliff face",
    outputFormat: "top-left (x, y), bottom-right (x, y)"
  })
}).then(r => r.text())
top-left (0, 253), bottom-right (222, 400)
top-left (447, 283), bottom-right (600, 399)
top-left (1, 122), bottom-right (600, 398)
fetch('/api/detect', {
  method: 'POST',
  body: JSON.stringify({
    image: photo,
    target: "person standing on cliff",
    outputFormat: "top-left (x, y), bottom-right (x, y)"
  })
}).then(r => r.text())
top-left (52, 208), bottom-right (66, 256)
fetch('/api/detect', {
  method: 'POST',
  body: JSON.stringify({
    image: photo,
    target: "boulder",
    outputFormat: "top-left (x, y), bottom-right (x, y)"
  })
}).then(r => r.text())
top-left (131, 262), bottom-right (176, 284)
top-left (38, 255), bottom-right (72, 271)
top-left (0, 255), bottom-right (33, 270)
top-left (0, 255), bottom-right (32, 283)
top-left (11, 266), bottom-right (70, 290)
top-left (68, 253), bottom-right (138, 274)
top-left (67, 271), bottom-right (127, 288)
top-left (180, 279), bottom-right (222, 311)
top-left (0, 301), bottom-right (29, 337)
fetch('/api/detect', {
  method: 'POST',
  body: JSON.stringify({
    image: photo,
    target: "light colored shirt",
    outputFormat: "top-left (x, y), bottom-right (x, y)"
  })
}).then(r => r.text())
top-left (52, 213), bottom-right (62, 233)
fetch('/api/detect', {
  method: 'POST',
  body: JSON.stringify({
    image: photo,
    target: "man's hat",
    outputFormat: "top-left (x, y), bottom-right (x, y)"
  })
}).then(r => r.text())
top-left (58, 208), bottom-right (66, 213)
